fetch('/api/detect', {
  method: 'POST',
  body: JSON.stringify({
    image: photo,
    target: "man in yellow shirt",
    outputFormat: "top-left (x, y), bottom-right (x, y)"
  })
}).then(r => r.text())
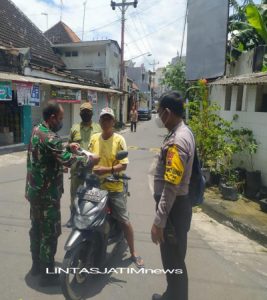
top-left (67, 102), bottom-right (101, 227)
top-left (89, 107), bottom-right (144, 268)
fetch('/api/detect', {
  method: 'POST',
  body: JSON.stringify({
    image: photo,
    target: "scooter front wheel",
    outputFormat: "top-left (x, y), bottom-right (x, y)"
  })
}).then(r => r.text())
top-left (60, 242), bottom-right (94, 300)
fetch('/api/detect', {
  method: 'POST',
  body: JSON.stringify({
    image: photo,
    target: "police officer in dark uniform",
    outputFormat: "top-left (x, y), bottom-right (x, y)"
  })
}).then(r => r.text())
top-left (151, 91), bottom-right (195, 300)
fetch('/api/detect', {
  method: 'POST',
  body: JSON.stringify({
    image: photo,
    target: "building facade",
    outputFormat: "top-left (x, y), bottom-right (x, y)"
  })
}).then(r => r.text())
top-left (210, 49), bottom-right (267, 185)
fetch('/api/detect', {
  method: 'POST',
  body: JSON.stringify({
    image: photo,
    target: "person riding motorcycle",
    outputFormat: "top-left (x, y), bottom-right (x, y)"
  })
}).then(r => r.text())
top-left (88, 107), bottom-right (144, 268)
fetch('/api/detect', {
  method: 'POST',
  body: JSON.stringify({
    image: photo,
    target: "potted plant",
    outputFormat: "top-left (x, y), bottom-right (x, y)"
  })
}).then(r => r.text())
top-left (187, 79), bottom-right (232, 186)
top-left (217, 141), bottom-right (240, 201)
top-left (232, 126), bottom-right (260, 199)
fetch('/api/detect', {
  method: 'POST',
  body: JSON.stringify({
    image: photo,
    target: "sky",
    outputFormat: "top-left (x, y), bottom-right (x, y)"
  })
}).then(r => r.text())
top-left (10, 0), bottom-right (263, 70)
top-left (11, 0), bottom-right (187, 69)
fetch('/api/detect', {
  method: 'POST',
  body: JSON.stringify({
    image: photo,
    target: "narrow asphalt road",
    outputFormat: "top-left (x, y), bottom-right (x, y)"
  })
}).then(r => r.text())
top-left (0, 116), bottom-right (266, 300)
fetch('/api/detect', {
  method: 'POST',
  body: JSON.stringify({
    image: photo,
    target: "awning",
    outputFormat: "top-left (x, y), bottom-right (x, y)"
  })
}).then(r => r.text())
top-left (210, 71), bottom-right (267, 86)
top-left (0, 72), bottom-right (122, 94)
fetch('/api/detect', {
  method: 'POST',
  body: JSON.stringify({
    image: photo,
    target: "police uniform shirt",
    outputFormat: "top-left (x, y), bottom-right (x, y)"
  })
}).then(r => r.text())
top-left (154, 121), bottom-right (195, 228)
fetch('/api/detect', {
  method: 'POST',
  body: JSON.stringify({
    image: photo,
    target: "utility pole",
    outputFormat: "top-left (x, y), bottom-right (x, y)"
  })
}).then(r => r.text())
top-left (149, 59), bottom-right (159, 110)
top-left (41, 13), bottom-right (48, 31)
top-left (60, 0), bottom-right (63, 21)
top-left (82, 1), bottom-right (87, 41)
top-left (180, 0), bottom-right (188, 61)
top-left (111, 0), bottom-right (138, 125)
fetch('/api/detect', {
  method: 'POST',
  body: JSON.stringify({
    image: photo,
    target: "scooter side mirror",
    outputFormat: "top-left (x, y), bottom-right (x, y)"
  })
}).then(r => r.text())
top-left (115, 151), bottom-right (128, 161)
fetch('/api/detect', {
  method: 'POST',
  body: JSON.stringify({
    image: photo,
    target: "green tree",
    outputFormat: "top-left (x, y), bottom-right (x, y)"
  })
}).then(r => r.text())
top-left (161, 62), bottom-right (188, 95)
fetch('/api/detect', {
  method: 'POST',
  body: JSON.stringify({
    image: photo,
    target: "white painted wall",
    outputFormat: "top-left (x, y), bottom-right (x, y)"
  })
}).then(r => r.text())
top-left (106, 43), bottom-right (120, 88)
top-left (227, 50), bottom-right (254, 76)
top-left (57, 42), bottom-right (120, 89)
top-left (210, 84), bottom-right (267, 185)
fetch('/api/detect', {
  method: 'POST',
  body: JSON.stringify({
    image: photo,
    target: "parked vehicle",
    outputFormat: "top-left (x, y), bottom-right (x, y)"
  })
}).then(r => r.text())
top-left (60, 150), bottom-right (130, 300)
top-left (137, 108), bottom-right (151, 120)
top-left (151, 109), bottom-right (157, 114)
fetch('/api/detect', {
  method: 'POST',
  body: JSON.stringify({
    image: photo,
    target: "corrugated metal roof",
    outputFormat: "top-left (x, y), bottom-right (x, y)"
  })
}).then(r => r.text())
top-left (210, 72), bottom-right (267, 85)
top-left (0, 72), bottom-right (122, 94)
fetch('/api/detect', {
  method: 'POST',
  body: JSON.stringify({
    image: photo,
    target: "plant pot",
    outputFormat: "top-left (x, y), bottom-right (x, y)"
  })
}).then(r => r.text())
top-left (210, 172), bottom-right (221, 186)
top-left (235, 167), bottom-right (246, 182)
top-left (259, 199), bottom-right (267, 213)
top-left (245, 170), bottom-right (262, 199)
top-left (201, 168), bottom-right (211, 186)
top-left (220, 183), bottom-right (239, 201)
top-left (259, 186), bottom-right (267, 200)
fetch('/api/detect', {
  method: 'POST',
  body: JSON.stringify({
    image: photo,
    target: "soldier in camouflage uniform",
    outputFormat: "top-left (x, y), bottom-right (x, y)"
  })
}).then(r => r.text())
top-left (25, 101), bottom-right (99, 286)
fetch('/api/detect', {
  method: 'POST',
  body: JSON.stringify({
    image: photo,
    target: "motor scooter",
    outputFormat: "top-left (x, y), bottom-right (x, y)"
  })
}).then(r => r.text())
top-left (60, 150), bottom-right (130, 300)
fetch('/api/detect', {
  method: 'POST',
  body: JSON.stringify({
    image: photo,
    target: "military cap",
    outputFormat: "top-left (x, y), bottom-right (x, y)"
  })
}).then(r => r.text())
top-left (80, 102), bottom-right (93, 111)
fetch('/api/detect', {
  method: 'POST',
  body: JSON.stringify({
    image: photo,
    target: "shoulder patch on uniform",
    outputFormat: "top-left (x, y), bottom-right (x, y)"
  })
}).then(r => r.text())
top-left (164, 145), bottom-right (184, 185)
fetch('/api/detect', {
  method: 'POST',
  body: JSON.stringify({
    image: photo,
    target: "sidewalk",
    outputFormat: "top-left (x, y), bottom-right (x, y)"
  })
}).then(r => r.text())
top-left (202, 187), bottom-right (267, 248)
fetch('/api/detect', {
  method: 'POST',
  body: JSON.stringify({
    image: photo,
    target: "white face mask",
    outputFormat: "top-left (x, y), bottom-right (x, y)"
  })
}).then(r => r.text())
top-left (155, 115), bottom-right (165, 128)
top-left (155, 109), bottom-right (169, 128)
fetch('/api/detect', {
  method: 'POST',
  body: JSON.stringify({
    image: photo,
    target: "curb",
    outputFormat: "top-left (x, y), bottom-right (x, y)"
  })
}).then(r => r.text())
top-left (0, 143), bottom-right (26, 155)
top-left (201, 202), bottom-right (267, 248)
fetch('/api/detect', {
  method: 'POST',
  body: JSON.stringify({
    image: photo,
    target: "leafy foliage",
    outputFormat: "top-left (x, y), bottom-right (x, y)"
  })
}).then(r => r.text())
top-left (161, 62), bottom-right (188, 95)
top-left (187, 80), bottom-right (259, 186)
top-left (228, 1), bottom-right (267, 65)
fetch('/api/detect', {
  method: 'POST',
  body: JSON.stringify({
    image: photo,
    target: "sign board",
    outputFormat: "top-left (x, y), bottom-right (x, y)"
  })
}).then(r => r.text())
top-left (88, 91), bottom-right (98, 104)
top-left (16, 82), bottom-right (40, 106)
top-left (0, 81), bottom-right (12, 101)
top-left (186, 0), bottom-right (229, 81)
top-left (50, 86), bottom-right (81, 103)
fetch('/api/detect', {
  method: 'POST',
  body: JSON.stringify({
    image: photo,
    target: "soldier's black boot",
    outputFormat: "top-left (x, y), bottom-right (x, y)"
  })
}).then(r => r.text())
top-left (39, 262), bottom-right (59, 287)
top-left (30, 259), bottom-right (40, 276)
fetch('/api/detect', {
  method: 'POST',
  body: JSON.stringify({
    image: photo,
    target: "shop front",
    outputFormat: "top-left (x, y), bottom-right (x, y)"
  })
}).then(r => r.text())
top-left (0, 72), bottom-right (122, 149)
top-left (0, 83), bottom-right (22, 146)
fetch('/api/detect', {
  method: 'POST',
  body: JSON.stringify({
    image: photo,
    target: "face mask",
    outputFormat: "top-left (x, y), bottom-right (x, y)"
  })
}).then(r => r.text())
top-left (51, 121), bottom-right (63, 132)
top-left (155, 110), bottom-right (168, 128)
top-left (81, 113), bottom-right (92, 123)
top-left (155, 115), bottom-right (165, 128)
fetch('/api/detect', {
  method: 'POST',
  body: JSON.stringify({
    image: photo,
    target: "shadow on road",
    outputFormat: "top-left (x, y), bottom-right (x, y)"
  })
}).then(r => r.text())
top-left (24, 241), bottom-right (135, 299)
top-left (80, 240), bottom-right (133, 299)
top-left (24, 262), bottom-right (63, 296)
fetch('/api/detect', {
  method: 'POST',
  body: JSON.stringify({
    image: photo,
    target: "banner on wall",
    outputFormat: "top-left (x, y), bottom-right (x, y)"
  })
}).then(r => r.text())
top-left (88, 90), bottom-right (98, 104)
top-left (0, 81), bottom-right (12, 101)
top-left (16, 82), bottom-right (40, 106)
top-left (50, 86), bottom-right (81, 103)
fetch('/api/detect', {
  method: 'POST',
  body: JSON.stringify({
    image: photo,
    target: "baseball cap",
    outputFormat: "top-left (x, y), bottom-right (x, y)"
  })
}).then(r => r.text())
top-left (99, 107), bottom-right (115, 119)
top-left (80, 102), bottom-right (93, 111)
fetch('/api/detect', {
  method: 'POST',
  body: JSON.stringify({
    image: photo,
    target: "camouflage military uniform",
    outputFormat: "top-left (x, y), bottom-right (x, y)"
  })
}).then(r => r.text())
top-left (69, 122), bottom-right (101, 206)
top-left (26, 122), bottom-right (87, 265)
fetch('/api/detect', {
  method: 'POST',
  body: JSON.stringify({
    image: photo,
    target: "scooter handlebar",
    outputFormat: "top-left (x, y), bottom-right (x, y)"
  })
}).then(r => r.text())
top-left (104, 174), bottom-right (131, 182)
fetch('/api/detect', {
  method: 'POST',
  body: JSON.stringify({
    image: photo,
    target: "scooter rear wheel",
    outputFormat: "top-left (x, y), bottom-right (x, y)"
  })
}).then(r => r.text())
top-left (60, 242), bottom-right (94, 300)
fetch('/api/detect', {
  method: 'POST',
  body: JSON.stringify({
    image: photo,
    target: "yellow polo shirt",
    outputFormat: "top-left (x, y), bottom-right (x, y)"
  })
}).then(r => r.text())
top-left (88, 133), bottom-right (129, 192)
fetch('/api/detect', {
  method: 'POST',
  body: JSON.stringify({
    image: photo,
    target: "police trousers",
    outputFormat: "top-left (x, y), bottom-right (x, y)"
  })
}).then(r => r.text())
top-left (29, 196), bottom-right (61, 264)
top-left (156, 195), bottom-right (192, 300)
